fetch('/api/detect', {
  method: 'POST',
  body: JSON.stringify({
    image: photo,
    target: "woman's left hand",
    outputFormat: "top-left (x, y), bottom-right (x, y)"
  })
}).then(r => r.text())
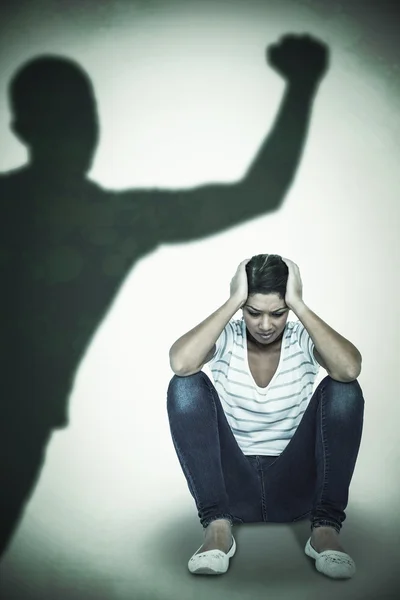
top-left (281, 257), bottom-right (304, 311)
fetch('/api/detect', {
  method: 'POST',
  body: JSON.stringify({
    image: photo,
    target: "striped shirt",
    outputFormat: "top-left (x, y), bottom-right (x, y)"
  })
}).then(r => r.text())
top-left (207, 318), bottom-right (320, 456)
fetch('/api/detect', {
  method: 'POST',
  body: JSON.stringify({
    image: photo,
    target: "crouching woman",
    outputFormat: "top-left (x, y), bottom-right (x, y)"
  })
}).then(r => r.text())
top-left (166, 254), bottom-right (364, 579)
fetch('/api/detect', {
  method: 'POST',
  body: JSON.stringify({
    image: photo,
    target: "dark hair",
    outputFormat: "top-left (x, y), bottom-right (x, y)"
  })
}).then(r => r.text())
top-left (245, 254), bottom-right (288, 299)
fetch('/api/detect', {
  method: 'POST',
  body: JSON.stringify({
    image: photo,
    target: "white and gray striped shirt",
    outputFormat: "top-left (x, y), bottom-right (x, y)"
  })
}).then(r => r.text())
top-left (207, 319), bottom-right (320, 456)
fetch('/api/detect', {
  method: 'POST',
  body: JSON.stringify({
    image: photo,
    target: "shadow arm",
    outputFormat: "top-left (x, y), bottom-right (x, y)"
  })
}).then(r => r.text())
top-left (151, 80), bottom-right (320, 244)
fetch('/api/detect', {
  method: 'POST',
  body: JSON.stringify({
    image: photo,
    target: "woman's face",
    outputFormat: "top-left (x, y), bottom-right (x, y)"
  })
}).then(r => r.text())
top-left (242, 293), bottom-right (289, 345)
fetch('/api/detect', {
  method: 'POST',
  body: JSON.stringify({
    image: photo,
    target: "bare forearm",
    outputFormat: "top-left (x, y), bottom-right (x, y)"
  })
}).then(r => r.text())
top-left (292, 301), bottom-right (362, 381)
top-left (169, 296), bottom-right (243, 375)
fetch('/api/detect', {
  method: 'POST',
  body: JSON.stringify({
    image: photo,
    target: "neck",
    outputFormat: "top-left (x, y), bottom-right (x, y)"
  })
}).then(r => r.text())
top-left (29, 157), bottom-right (86, 183)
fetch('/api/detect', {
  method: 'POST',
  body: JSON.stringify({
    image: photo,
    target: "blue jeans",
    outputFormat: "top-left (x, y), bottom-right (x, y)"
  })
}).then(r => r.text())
top-left (166, 371), bottom-right (364, 534)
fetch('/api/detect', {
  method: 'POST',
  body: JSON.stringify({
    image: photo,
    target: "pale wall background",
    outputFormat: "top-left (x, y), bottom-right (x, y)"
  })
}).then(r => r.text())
top-left (0, 1), bottom-right (399, 599)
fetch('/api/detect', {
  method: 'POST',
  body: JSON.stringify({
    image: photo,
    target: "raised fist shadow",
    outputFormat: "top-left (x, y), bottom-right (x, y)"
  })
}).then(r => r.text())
top-left (267, 34), bottom-right (329, 84)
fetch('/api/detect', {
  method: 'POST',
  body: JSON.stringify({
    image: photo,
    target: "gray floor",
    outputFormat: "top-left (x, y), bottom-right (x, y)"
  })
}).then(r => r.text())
top-left (140, 509), bottom-right (399, 600)
top-left (1, 503), bottom-right (399, 599)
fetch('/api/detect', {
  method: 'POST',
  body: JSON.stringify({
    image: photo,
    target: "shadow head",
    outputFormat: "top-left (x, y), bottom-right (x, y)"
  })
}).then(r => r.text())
top-left (9, 55), bottom-right (99, 176)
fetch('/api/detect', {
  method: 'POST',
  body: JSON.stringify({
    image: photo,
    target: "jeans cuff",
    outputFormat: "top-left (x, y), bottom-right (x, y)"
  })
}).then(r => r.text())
top-left (311, 519), bottom-right (341, 534)
top-left (201, 514), bottom-right (234, 529)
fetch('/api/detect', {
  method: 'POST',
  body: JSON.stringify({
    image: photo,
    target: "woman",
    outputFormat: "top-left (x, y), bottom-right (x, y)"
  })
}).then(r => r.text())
top-left (167, 254), bottom-right (364, 579)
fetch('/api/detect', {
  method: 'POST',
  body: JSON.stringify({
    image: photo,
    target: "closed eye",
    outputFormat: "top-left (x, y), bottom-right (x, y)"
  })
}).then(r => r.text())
top-left (247, 310), bottom-right (286, 318)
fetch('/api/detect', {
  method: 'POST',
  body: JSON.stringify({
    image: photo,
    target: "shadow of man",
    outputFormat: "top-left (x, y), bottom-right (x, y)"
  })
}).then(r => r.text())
top-left (0, 34), bottom-right (328, 558)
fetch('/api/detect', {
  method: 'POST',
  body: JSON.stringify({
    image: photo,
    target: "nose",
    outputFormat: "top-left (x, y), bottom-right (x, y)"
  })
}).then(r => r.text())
top-left (259, 315), bottom-right (271, 332)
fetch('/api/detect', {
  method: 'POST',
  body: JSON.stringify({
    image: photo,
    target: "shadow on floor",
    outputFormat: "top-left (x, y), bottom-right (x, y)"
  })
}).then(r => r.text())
top-left (149, 507), bottom-right (400, 600)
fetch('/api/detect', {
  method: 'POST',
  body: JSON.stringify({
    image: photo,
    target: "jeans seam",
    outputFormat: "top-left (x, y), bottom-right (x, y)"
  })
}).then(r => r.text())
top-left (292, 509), bottom-right (312, 522)
top-left (316, 382), bottom-right (329, 510)
top-left (170, 430), bottom-right (199, 506)
top-left (313, 380), bottom-right (341, 534)
top-left (257, 457), bottom-right (268, 521)
top-left (202, 374), bottom-right (232, 518)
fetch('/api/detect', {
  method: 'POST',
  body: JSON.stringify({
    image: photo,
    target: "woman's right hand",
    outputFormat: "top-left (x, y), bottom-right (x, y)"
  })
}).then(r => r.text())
top-left (229, 259), bottom-right (251, 307)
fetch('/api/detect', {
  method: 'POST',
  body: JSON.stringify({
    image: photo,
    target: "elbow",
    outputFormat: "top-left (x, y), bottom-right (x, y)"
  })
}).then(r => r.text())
top-left (348, 351), bottom-right (362, 381)
top-left (169, 353), bottom-right (185, 377)
top-left (345, 365), bottom-right (362, 383)
top-left (169, 342), bottom-right (186, 375)
top-left (169, 349), bottom-right (197, 377)
top-left (170, 364), bottom-right (190, 377)
top-left (170, 364), bottom-right (200, 377)
top-left (237, 177), bottom-right (286, 216)
top-left (330, 356), bottom-right (362, 383)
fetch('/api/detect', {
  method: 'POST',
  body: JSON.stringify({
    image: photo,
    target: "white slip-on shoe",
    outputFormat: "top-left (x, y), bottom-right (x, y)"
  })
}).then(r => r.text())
top-left (188, 536), bottom-right (236, 575)
top-left (305, 537), bottom-right (356, 579)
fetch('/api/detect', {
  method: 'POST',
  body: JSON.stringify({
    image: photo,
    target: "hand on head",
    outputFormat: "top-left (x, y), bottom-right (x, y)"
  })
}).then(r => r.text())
top-left (229, 259), bottom-right (251, 307)
top-left (281, 257), bottom-right (303, 310)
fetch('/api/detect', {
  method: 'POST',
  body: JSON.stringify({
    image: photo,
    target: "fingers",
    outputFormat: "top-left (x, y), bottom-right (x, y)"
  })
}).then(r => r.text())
top-left (238, 258), bottom-right (251, 269)
top-left (282, 257), bottom-right (299, 271)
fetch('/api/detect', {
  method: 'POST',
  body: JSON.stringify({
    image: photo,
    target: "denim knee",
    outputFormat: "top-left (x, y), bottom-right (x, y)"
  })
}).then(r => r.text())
top-left (167, 371), bottom-right (209, 415)
top-left (321, 376), bottom-right (364, 418)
